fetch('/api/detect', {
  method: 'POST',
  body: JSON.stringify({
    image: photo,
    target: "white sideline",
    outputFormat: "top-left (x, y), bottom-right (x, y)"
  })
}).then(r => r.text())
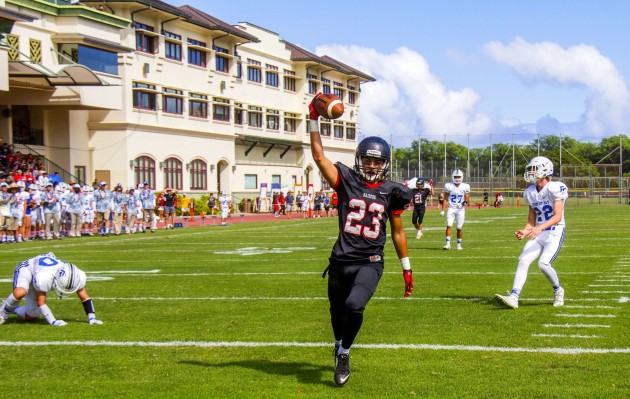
top-left (0, 340), bottom-right (628, 355)
top-left (554, 314), bottom-right (616, 318)
top-left (532, 334), bottom-right (601, 339)
top-left (543, 324), bottom-right (611, 328)
top-left (91, 296), bottom-right (625, 302)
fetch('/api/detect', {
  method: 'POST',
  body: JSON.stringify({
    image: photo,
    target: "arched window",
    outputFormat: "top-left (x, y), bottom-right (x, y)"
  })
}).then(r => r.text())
top-left (163, 157), bottom-right (183, 190)
top-left (134, 156), bottom-right (155, 188)
top-left (189, 159), bottom-right (207, 190)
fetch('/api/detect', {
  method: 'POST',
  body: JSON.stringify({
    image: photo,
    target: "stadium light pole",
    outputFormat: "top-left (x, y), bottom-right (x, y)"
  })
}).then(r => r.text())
top-left (418, 134), bottom-right (422, 177)
top-left (443, 133), bottom-right (447, 183)
top-left (467, 133), bottom-right (470, 184)
top-left (620, 133), bottom-right (623, 204)
top-left (559, 132), bottom-right (563, 181)
top-left (489, 132), bottom-right (493, 195)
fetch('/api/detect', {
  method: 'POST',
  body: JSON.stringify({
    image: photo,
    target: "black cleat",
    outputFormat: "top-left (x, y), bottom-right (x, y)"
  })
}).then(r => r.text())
top-left (334, 353), bottom-right (350, 386)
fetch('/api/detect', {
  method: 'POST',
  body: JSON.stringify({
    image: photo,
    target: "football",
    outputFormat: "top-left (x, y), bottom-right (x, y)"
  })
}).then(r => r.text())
top-left (313, 93), bottom-right (344, 119)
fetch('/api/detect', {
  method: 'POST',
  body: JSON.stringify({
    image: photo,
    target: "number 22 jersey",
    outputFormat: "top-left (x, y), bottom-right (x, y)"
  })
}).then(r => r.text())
top-left (329, 163), bottom-right (412, 265)
top-left (523, 181), bottom-right (568, 227)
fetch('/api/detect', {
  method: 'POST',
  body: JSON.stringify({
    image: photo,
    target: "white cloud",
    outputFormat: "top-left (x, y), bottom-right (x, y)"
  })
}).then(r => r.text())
top-left (483, 37), bottom-right (630, 136)
top-left (315, 45), bottom-right (493, 143)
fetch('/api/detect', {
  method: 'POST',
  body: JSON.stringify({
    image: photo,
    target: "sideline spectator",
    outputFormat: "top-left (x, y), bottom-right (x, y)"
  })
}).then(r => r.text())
top-left (41, 182), bottom-right (61, 240)
top-left (66, 184), bottom-right (84, 237)
top-left (94, 181), bottom-right (111, 236)
top-left (140, 181), bottom-right (156, 232)
top-left (483, 189), bottom-right (489, 207)
top-left (156, 191), bottom-right (165, 225)
top-left (207, 193), bottom-right (217, 215)
top-left (163, 187), bottom-right (176, 229)
top-left (285, 191), bottom-right (294, 218)
top-left (330, 191), bottom-right (338, 217)
top-left (110, 183), bottom-right (125, 235)
top-left (495, 192), bottom-right (504, 208)
top-left (123, 186), bottom-right (137, 234)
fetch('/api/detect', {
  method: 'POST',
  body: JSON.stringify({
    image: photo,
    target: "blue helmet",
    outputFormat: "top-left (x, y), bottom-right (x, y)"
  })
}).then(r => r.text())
top-left (354, 136), bottom-right (391, 183)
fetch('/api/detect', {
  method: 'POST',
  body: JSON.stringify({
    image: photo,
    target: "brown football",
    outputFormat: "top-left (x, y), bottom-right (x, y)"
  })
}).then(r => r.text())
top-left (313, 93), bottom-right (344, 119)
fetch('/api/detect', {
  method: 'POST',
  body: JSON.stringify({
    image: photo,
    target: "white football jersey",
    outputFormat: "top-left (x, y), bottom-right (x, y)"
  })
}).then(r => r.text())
top-left (218, 195), bottom-right (230, 210)
top-left (523, 181), bottom-right (568, 227)
top-left (444, 182), bottom-right (470, 209)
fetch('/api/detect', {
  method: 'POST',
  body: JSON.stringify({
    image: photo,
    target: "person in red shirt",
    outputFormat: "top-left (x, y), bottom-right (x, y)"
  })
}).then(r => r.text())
top-left (330, 191), bottom-right (338, 216)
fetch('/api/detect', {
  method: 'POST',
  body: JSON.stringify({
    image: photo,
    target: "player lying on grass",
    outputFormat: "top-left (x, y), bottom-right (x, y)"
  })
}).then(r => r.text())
top-left (309, 93), bottom-right (414, 386)
top-left (0, 253), bottom-right (103, 326)
top-left (495, 156), bottom-right (567, 309)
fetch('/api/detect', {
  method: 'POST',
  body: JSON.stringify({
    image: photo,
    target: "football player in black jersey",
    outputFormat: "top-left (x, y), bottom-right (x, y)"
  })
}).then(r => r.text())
top-left (309, 94), bottom-right (414, 386)
top-left (411, 178), bottom-right (434, 239)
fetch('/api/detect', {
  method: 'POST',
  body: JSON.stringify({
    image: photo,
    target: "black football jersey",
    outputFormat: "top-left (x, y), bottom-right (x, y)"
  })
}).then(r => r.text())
top-left (411, 188), bottom-right (431, 209)
top-left (329, 163), bottom-right (412, 265)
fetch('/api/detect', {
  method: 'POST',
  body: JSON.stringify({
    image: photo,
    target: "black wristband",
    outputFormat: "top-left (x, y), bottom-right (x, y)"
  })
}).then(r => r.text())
top-left (462, 201), bottom-right (468, 206)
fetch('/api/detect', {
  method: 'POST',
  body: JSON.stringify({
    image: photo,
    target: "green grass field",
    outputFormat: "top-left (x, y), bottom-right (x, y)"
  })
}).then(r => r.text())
top-left (1, 205), bottom-right (629, 398)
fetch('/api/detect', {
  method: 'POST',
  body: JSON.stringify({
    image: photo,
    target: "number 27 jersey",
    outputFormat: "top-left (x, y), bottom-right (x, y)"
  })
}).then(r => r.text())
top-left (330, 163), bottom-right (412, 265)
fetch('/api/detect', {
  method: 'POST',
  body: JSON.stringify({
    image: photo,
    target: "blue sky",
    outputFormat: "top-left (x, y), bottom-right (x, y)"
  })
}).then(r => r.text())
top-left (177, 1), bottom-right (630, 146)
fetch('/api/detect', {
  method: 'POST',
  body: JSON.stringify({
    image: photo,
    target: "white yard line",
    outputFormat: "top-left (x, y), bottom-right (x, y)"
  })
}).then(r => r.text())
top-left (554, 314), bottom-right (616, 318)
top-left (0, 340), bottom-right (628, 355)
top-left (543, 324), bottom-right (611, 328)
top-left (531, 334), bottom-right (601, 339)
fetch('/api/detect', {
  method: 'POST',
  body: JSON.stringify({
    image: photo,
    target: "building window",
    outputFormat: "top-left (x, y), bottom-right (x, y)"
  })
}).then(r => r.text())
top-left (265, 64), bottom-right (278, 87)
top-left (346, 124), bottom-right (356, 140)
top-left (283, 69), bottom-right (296, 92)
top-left (133, 82), bottom-right (157, 111)
top-left (266, 110), bottom-right (279, 130)
top-left (134, 156), bottom-right (155, 188)
top-left (163, 157), bottom-right (183, 190)
top-left (248, 106), bottom-right (262, 127)
top-left (189, 93), bottom-right (208, 118)
top-left (320, 122), bottom-right (331, 137)
top-left (272, 175), bottom-right (281, 185)
top-left (163, 88), bottom-right (183, 114)
top-left (334, 123), bottom-right (344, 138)
top-left (244, 174), bottom-right (257, 189)
top-left (164, 31), bottom-right (182, 61)
top-left (308, 81), bottom-right (318, 94)
top-left (234, 103), bottom-right (244, 125)
top-left (213, 97), bottom-right (230, 122)
top-left (58, 43), bottom-right (118, 75)
top-left (236, 61), bottom-right (242, 79)
top-left (333, 87), bottom-right (344, 101)
top-left (135, 22), bottom-right (157, 54)
top-left (189, 159), bottom-right (207, 190)
top-left (323, 84), bottom-right (331, 94)
top-left (74, 166), bottom-right (86, 185)
top-left (187, 38), bottom-right (207, 67)
top-left (215, 46), bottom-right (230, 73)
top-left (348, 87), bottom-right (357, 105)
top-left (247, 59), bottom-right (262, 83)
top-left (284, 113), bottom-right (299, 133)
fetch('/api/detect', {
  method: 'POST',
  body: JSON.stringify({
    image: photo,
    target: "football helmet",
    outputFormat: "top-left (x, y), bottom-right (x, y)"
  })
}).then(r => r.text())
top-left (452, 169), bottom-right (464, 184)
top-left (52, 263), bottom-right (86, 297)
top-left (524, 156), bottom-right (554, 183)
top-left (354, 136), bottom-right (391, 183)
top-left (416, 178), bottom-right (425, 188)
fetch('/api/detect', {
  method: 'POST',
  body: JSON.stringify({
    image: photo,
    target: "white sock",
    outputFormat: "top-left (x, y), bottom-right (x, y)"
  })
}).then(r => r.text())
top-left (338, 346), bottom-right (350, 355)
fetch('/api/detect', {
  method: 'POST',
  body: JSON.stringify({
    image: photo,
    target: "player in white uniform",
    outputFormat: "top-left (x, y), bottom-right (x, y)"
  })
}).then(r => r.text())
top-left (443, 169), bottom-right (470, 250)
top-left (495, 156), bottom-right (568, 309)
top-left (218, 191), bottom-right (231, 226)
top-left (0, 253), bottom-right (103, 326)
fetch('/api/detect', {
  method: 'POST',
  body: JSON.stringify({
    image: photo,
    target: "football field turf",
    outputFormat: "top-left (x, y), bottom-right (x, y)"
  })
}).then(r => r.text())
top-left (0, 205), bottom-right (628, 398)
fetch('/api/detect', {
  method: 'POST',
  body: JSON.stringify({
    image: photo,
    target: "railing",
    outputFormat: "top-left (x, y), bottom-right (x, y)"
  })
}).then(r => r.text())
top-left (12, 143), bottom-right (83, 185)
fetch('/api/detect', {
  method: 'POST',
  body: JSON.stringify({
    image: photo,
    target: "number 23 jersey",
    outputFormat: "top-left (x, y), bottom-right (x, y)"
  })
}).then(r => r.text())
top-left (524, 181), bottom-right (568, 227)
top-left (330, 163), bottom-right (412, 265)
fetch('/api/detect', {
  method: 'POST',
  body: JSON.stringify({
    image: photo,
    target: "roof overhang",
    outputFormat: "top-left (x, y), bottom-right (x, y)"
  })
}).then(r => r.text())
top-left (53, 33), bottom-right (134, 53)
top-left (236, 135), bottom-right (304, 159)
top-left (9, 61), bottom-right (109, 86)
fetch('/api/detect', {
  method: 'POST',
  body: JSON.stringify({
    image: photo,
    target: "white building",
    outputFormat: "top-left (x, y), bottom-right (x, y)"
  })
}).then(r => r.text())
top-left (0, 0), bottom-right (373, 204)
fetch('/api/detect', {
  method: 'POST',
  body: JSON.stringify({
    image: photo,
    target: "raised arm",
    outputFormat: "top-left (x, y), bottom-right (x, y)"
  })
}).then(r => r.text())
top-left (309, 94), bottom-right (338, 187)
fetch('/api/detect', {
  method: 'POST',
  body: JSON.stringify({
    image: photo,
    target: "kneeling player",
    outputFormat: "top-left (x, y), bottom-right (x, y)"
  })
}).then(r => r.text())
top-left (0, 253), bottom-right (103, 326)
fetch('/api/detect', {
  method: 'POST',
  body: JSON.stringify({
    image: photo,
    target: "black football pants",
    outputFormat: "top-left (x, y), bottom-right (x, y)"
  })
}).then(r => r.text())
top-left (328, 263), bottom-right (384, 350)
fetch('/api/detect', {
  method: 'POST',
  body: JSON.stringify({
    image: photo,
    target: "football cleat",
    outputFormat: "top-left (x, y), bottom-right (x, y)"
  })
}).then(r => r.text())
top-left (334, 353), bottom-right (350, 386)
top-left (495, 293), bottom-right (519, 309)
top-left (456, 244), bottom-right (463, 250)
top-left (553, 287), bottom-right (565, 307)
top-left (440, 211), bottom-right (444, 216)
top-left (416, 230), bottom-right (423, 239)
top-left (443, 243), bottom-right (451, 250)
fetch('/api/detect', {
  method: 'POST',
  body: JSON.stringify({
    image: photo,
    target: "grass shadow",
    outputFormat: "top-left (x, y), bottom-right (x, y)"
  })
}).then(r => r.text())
top-left (179, 359), bottom-right (336, 387)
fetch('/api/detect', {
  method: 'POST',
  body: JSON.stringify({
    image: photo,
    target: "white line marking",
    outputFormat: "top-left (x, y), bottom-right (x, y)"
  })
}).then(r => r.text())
top-left (563, 305), bottom-right (620, 309)
top-left (555, 314), bottom-right (616, 318)
top-left (582, 291), bottom-right (630, 294)
top-left (87, 270), bottom-right (161, 274)
top-left (588, 284), bottom-right (630, 287)
top-left (532, 334), bottom-right (601, 339)
top-left (0, 341), bottom-right (628, 355)
top-left (92, 296), bottom-right (623, 302)
top-left (543, 324), bottom-right (611, 328)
